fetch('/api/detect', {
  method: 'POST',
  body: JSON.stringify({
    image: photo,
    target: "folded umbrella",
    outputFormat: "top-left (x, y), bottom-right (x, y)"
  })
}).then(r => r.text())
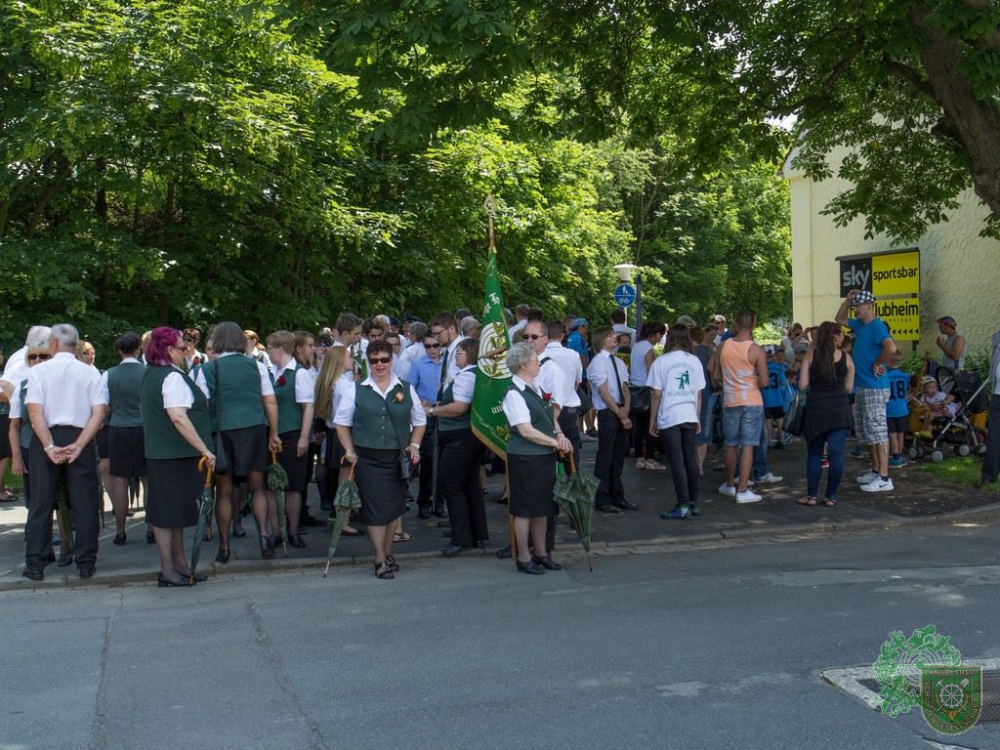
top-left (190, 457), bottom-right (216, 584)
top-left (267, 450), bottom-right (290, 555)
top-left (324, 463), bottom-right (362, 577)
top-left (553, 452), bottom-right (598, 571)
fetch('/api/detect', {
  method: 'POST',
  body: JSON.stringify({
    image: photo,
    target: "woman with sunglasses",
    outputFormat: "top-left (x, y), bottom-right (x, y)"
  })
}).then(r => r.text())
top-left (335, 340), bottom-right (426, 579)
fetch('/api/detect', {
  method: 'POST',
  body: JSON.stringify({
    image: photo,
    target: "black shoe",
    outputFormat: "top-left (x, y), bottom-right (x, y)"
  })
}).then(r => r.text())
top-left (516, 560), bottom-right (545, 575)
top-left (385, 554), bottom-right (400, 572)
top-left (146, 530), bottom-right (155, 544)
top-left (433, 506), bottom-right (448, 518)
top-left (532, 555), bottom-right (563, 571)
top-left (441, 544), bottom-right (467, 557)
top-left (231, 528), bottom-right (247, 538)
top-left (289, 533), bottom-right (307, 549)
top-left (215, 547), bottom-right (230, 564)
top-left (113, 531), bottom-right (126, 545)
top-left (178, 571), bottom-right (208, 583)
top-left (612, 500), bottom-right (640, 511)
top-left (301, 515), bottom-right (323, 528)
top-left (260, 536), bottom-right (275, 560)
top-left (496, 546), bottom-right (512, 559)
top-left (596, 504), bottom-right (620, 514)
top-left (158, 574), bottom-right (190, 588)
top-left (417, 507), bottom-right (432, 520)
top-left (45, 551), bottom-right (56, 563)
top-left (22, 568), bottom-right (43, 582)
top-left (78, 567), bottom-right (95, 579)
top-left (57, 553), bottom-right (74, 567)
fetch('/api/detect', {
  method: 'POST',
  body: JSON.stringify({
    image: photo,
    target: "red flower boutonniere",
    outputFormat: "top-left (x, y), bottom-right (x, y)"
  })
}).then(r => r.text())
top-left (395, 391), bottom-right (405, 403)
top-left (542, 391), bottom-right (552, 402)
top-left (276, 375), bottom-right (287, 388)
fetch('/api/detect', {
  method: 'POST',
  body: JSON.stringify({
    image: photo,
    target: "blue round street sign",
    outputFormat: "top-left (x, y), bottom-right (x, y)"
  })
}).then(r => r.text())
top-left (613, 283), bottom-right (637, 308)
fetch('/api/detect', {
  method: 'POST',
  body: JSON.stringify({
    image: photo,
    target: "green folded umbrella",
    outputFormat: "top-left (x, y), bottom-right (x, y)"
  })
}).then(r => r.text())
top-left (324, 464), bottom-right (362, 577)
top-left (267, 451), bottom-right (290, 555)
top-left (553, 453), bottom-right (598, 571)
top-left (190, 457), bottom-right (216, 583)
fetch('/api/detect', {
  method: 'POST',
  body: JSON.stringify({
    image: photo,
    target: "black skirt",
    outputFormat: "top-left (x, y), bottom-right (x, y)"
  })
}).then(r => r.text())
top-left (0, 415), bottom-right (10, 459)
top-left (355, 446), bottom-right (406, 526)
top-left (508, 452), bottom-right (558, 518)
top-left (146, 457), bottom-right (202, 528)
top-left (108, 426), bottom-right (146, 478)
top-left (96, 428), bottom-right (110, 459)
top-left (275, 430), bottom-right (309, 492)
top-left (802, 389), bottom-right (854, 444)
top-left (219, 425), bottom-right (268, 477)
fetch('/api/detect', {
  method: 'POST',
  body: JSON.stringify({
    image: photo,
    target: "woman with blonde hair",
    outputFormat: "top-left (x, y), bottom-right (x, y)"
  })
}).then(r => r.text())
top-left (314, 347), bottom-right (361, 535)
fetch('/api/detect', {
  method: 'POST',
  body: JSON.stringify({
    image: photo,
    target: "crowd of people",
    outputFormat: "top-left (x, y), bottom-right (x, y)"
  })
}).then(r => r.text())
top-left (5, 289), bottom-right (989, 585)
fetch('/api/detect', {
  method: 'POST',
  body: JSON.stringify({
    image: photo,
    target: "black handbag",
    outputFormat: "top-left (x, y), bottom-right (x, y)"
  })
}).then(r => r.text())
top-left (210, 361), bottom-right (231, 475)
top-left (385, 389), bottom-right (414, 481)
top-left (629, 385), bottom-right (651, 415)
top-left (785, 393), bottom-right (805, 437)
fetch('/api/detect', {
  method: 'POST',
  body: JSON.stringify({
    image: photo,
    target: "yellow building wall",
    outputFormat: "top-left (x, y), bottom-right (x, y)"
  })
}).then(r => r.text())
top-left (786, 146), bottom-right (1000, 357)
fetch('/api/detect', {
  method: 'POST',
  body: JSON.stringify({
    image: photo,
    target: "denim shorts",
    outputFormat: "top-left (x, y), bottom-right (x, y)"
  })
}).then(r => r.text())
top-left (723, 405), bottom-right (764, 447)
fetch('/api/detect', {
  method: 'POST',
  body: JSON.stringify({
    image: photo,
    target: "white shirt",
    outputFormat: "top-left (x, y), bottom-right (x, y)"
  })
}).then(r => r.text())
top-left (508, 320), bottom-right (527, 344)
top-left (536, 355), bottom-right (572, 409)
top-left (629, 340), bottom-right (655, 386)
top-left (333, 374), bottom-right (427, 429)
top-left (25, 352), bottom-right (107, 428)
top-left (450, 365), bottom-right (476, 404)
top-left (544, 342), bottom-right (583, 391)
top-left (163, 368), bottom-right (200, 408)
top-left (502, 375), bottom-right (544, 427)
top-left (9, 377), bottom-right (25, 419)
top-left (1, 348), bottom-right (29, 394)
top-left (326, 372), bottom-right (356, 429)
top-left (647, 350), bottom-right (706, 429)
top-left (587, 350), bottom-right (628, 411)
top-left (270, 359), bottom-right (314, 403)
top-left (443, 335), bottom-right (466, 384)
top-left (96, 357), bottom-right (142, 404)
top-left (194, 352), bottom-right (275, 397)
top-left (391, 353), bottom-right (409, 380)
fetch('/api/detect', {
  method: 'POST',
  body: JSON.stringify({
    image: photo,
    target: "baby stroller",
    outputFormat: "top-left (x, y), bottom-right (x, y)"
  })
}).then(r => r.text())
top-left (908, 366), bottom-right (989, 462)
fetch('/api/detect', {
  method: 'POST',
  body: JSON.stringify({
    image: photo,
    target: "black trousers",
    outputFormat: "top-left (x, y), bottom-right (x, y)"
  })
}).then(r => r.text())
top-left (321, 426), bottom-right (342, 509)
top-left (983, 394), bottom-right (1000, 483)
top-left (659, 423), bottom-right (700, 507)
top-left (417, 418), bottom-right (437, 509)
top-left (557, 407), bottom-right (582, 470)
top-left (438, 428), bottom-right (488, 546)
top-left (594, 409), bottom-right (627, 506)
top-left (631, 409), bottom-right (658, 459)
top-left (26, 428), bottom-right (100, 570)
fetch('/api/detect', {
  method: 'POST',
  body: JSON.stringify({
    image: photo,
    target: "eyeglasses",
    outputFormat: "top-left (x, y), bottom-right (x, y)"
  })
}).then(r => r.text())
top-left (430, 328), bottom-right (444, 336)
top-left (425, 343), bottom-right (441, 349)
top-left (369, 357), bottom-right (392, 365)
top-left (522, 334), bottom-right (544, 340)
top-left (27, 354), bottom-right (51, 362)
top-left (182, 336), bottom-right (195, 344)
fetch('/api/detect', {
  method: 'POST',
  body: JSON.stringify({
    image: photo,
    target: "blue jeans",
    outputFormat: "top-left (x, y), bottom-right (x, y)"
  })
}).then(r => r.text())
top-left (806, 428), bottom-right (849, 500)
top-left (723, 405), bottom-right (764, 447)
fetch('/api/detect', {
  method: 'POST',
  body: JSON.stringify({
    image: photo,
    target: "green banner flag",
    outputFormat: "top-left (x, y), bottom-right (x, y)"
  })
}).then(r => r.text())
top-left (471, 245), bottom-right (512, 459)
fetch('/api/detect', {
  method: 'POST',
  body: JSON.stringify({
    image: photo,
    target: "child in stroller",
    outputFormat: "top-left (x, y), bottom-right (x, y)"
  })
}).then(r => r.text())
top-left (909, 367), bottom-right (989, 462)
top-left (917, 374), bottom-right (958, 437)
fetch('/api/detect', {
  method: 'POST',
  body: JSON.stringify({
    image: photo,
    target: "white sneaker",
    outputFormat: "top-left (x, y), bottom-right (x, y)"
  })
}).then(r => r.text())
top-left (736, 489), bottom-right (762, 503)
top-left (718, 483), bottom-right (737, 497)
top-left (756, 472), bottom-right (783, 484)
top-left (860, 477), bottom-right (894, 492)
top-left (635, 458), bottom-right (647, 470)
top-left (856, 470), bottom-right (880, 484)
top-left (644, 459), bottom-right (667, 471)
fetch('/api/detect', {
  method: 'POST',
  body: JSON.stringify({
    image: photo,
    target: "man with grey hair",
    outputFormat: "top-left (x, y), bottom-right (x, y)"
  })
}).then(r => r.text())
top-left (23, 324), bottom-right (108, 581)
top-left (459, 316), bottom-right (481, 339)
top-left (1, 325), bottom-right (53, 400)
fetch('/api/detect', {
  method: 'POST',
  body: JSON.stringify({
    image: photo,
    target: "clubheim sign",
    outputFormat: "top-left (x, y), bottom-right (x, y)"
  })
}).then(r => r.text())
top-left (839, 248), bottom-right (921, 341)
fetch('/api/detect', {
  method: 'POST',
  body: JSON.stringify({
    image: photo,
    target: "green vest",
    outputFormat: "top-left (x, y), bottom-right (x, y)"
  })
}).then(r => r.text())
top-left (505, 382), bottom-right (556, 456)
top-left (203, 355), bottom-right (266, 432)
top-left (352, 380), bottom-right (413, 450)
top-left (273, 365), bottom-right (303, 435)
top-left (17, 380), bottom-right (32, 449)
top-left (107, 360), bottom-right (145, 427)
top-left (140, 366), bottom-right (213, 459)
top-left (438, 366), bottom-right (476, 432)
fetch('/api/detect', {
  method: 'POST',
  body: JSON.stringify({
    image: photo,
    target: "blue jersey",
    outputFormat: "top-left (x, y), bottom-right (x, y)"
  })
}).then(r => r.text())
top-left (848, 317), bottom-right (891, 389)
top-left (886, 368), bottom-right (910, 418)
top-left (762, 362), bottom-right (788, 408)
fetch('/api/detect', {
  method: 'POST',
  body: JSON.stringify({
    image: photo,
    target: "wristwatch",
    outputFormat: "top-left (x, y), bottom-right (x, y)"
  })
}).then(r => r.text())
top-left (429, 406), bottom-right (435, 416)
top-left (409, 442), bottom-right (420, 450)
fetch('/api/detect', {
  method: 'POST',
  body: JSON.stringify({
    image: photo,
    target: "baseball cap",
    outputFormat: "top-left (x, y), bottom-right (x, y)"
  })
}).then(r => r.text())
top-left (763, 344), bottom-right (777, 355)
top-left (936, 316), bottom-right (956, 326)
top-left (570, 317), bottom-right (588, 330)
top-left (921, 375), bottom-right (937, 386)
top-left (675, 315), bottom-right (697, 327)
top-left (850, 290), bottom-right (876, 306)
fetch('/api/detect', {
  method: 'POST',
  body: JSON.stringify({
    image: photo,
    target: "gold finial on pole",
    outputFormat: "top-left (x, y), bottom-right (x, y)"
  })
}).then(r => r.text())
top-left (484, 195), bottom-right (496, 251)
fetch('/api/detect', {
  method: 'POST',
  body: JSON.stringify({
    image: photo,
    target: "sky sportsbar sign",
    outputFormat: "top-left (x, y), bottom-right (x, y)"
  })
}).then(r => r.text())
top-left (840, 248), bottom-right (921, 341)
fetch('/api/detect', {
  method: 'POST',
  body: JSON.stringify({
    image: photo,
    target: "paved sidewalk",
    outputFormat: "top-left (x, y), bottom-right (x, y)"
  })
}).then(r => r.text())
top-left (0, 437), bottom-right (995, 590)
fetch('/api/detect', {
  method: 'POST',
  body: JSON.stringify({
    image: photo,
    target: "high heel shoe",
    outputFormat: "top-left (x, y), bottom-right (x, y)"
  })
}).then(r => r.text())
top-left (158, 574), bottom-right (190, 588)
top-left (215, 547), bottom-right (230, 564)
top-left (260, 536), bottom-right (275, 560)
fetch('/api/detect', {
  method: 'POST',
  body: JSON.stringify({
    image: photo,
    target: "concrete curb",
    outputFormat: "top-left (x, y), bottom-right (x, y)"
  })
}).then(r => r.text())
top-left (3, 500), bottom-right (998, 593)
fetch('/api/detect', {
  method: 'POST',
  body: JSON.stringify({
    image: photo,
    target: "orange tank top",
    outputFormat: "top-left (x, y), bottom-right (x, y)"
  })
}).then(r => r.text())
top-left (719, 339), bottom-right (763, 407)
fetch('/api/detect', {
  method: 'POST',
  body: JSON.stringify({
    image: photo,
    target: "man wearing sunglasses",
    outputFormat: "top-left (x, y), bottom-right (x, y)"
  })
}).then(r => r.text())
top-left (407, 334), bottom-right (445, 519)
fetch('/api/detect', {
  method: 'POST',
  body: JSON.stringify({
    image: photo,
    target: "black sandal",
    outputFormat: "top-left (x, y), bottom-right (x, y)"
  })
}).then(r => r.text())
top-left (375, 561), bottom-right (394, 579)
top-left (386, 554), bottom-right (400, 572)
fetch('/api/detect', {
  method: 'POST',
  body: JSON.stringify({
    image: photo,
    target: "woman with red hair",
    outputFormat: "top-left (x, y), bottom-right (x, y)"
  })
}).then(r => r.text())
top-left (140, 327), bottom-right (216, 586)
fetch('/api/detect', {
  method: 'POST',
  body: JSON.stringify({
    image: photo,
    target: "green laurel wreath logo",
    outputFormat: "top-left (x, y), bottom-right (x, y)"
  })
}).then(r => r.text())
top-left (873, 625), bottom-right (962, 717)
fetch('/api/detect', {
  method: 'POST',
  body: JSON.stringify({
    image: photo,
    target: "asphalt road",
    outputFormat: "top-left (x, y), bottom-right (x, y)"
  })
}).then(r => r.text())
top-left (4, 523), bottom-right (1000, 750)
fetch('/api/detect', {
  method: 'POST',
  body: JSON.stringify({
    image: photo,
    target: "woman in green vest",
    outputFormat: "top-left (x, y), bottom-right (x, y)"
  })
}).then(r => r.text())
top-left (195, 322), bottom-right (281, 563)
top-left (140, 327), bottom-right (216, 587)
top-left (265, 330), bottom-right (315, 548)
top-left (502, 342), bottom-right (572, 575)
top-left (335, 339), bottom-right (426, 580)
top-left (430, 338), bottom-right (488, 556)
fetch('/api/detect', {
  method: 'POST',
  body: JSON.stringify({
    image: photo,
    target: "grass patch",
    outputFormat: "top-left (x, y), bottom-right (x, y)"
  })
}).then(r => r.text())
top-left (919, 456), bottom-right (1000, 493)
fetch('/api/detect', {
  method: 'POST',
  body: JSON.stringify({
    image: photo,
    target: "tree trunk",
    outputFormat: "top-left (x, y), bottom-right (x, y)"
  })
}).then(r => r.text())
top-left (912, 8), bottom-right (1000, 219)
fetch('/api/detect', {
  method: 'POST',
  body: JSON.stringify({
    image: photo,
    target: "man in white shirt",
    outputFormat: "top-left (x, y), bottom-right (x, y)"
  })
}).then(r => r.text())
top-left (610, 309), bottom-right (636, 340)
top-left (430, 312), bottom-right (465, 387)
top-left (24, 324), bottom-right (108, 580)
top-left (538, 320), bottom-right (583, 465)
top-left (587, 326), bottom-right (636, 513)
